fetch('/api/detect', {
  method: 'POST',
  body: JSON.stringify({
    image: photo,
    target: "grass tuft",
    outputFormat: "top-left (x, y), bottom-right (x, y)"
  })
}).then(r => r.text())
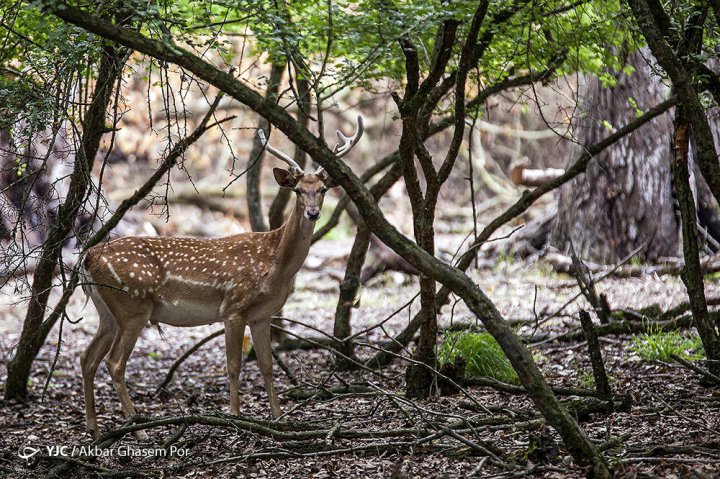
top-left (630, 324), bottom-right (704, 362)
top-left (439, 331), bottom-right (519, 384)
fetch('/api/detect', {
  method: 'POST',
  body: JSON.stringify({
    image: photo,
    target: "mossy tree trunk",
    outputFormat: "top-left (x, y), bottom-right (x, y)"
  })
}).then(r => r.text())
top-left (672, 110), bottom-right (720, 375)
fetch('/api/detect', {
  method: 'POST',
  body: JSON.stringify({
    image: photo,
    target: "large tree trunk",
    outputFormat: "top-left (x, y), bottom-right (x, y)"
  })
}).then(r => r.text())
top-left (550, 49), bottom-right (680, 262)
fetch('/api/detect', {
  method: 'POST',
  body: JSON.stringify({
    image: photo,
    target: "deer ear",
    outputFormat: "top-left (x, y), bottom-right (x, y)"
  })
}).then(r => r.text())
top-left (273, 168), bottom-right (299, 188)
top-left (319, 172), bottom-right (339, 189)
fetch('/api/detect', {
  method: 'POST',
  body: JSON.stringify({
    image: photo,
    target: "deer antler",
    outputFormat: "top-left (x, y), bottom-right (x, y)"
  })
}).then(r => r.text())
top-left (257, 129), bottom-right (304, 175)
top-left (316, 115), bottom-right (364, 175)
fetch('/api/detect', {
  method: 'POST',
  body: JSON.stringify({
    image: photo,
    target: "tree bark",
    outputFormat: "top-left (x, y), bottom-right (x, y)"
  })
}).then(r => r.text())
top-left (627, 0), bottom-right (720, 204)
top-left (672, 109), bottom-right (720, 375)
top-left (405, 273), bottom-right (438, 398)
top-left (247, 62), bottom-right (284, 232)
top-left (551, 49), bottom-right (679, 262)
top-left (333, 223), bottom-right (371, 369)
top-left (5, 44), bottom-right (127, 400)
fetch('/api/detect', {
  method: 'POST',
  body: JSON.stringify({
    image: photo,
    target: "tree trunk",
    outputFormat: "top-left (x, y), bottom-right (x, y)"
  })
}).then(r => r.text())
top-left (550, 49), bottom-right (679, 262)
top-left (5, 45), bottom-right (127, 400)
top-left (247, 62), bottom-right (284, 232)
top-left (333, 223), bottom-right (371, 369)
top-left (405, 193), bottom-right (438, 399)
top-left (672, 108), bottom-right (720, 375)
top-left (627, 0), bottom-right (720, 205)
top-left (395, 114), bottom-right (442, 400)
top-left (405, 272), bottom-right (438, 398)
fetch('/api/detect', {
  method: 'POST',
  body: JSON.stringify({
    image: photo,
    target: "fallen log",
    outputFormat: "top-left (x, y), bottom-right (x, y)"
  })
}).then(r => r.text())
top-left (510, 158), bottom-right (566, 187)
top-left (530, 315), bottom-right (698, 344)
top-left (546, 252), bottom-right (720, 278)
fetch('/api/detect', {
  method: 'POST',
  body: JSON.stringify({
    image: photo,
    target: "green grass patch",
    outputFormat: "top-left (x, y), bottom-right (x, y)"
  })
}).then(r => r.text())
top-left (439, 331), bottom-right (519, 384)
top-left (704, 271), bottom-right (720, 281)
top-left (580, 370), bottom-right (595, 389)
top-left (630, 326), bottom-right (704, 362)
top-left (495, 250), bottom-right (514, 267)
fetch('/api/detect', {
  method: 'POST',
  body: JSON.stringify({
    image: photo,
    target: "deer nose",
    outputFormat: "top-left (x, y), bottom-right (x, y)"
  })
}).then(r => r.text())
top-left (306, 210), bottom-right (320, 221)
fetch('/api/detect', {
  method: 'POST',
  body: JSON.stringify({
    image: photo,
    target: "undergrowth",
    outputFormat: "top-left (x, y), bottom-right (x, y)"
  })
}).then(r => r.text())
top-left (630, 324), bottom-right (705, 362)
top-left (439, 331), bottom-right (519, 384)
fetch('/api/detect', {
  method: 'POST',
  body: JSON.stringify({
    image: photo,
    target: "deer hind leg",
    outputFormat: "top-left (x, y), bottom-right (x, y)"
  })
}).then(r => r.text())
top-left (249, 318), bottom-right (281, 418)
top-left (80, 299), bottom-right (117, 438)
top-left (224, 314), bottom-right (247, 415)
top-left (105, 305), bottom-right (151, 440)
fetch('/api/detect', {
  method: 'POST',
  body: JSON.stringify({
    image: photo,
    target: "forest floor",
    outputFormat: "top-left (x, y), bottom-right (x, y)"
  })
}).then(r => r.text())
top-left (1, 233), bottom-right (720, 478)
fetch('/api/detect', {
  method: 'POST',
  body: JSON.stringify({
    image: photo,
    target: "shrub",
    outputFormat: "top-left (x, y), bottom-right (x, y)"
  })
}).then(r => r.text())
top-left (630, 326), bottom-right (705, 362)
top-left (439, 331), bottom-right (519, 384)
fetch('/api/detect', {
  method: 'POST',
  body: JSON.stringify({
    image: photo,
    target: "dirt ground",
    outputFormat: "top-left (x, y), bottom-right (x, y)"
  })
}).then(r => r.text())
top-left (2, 233), bottom-right (720, 479)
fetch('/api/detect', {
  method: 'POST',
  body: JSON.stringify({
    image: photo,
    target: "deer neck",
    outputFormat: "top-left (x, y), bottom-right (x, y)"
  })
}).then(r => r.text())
top-left (275, 198), bottom-right (314, 278)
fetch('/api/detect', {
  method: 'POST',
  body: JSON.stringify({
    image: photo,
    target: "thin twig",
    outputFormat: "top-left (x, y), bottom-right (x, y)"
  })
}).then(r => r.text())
top-left (156, 328), bottom-right (225, 392)
top-left (671, 354), bottom-right (720, 385)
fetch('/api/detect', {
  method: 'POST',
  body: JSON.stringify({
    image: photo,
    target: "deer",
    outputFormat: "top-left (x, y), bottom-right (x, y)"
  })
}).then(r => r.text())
top-left (79, 117), bottom-right (363, 439)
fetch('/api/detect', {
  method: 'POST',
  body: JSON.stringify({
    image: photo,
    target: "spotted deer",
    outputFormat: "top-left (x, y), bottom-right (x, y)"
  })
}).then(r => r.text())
top-left (80, 117), bottom-right (363, 438)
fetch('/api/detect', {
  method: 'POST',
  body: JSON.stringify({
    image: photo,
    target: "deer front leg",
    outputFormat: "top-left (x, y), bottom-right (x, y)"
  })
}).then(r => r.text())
top-left (249, 318), bottom-right (281, 418)
top-left (224, 314), bottom-right (247, 415)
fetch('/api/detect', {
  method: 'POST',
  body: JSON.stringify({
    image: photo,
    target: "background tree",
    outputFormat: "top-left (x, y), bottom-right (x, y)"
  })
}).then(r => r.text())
top-left (550, 48), bottom-right (680, 262)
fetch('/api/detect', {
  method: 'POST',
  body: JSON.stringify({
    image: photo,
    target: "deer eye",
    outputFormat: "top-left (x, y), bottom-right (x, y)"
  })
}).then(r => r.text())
top-left (318, 187), bottom-right (328, 194)
top-left (293, 188), bottom-right (301, 194)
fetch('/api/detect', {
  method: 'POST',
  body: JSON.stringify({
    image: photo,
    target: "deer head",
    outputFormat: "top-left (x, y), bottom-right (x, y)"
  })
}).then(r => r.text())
top-left (258, 116), bottom-right (364, 222)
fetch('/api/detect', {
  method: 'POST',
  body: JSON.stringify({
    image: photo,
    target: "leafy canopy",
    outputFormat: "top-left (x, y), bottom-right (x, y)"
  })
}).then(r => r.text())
top-left (5, 0), bottom-right (717, 127)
